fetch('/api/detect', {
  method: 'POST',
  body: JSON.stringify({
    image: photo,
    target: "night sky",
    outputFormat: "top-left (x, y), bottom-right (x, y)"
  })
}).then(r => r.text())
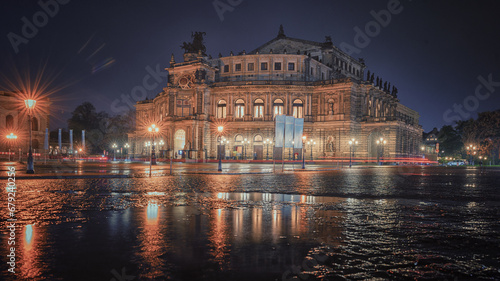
top-left (1, 0), bottom-right (499, 132)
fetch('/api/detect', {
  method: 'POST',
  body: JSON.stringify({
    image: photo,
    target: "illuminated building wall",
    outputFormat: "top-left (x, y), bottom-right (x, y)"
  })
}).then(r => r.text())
top-left (130, 30), bottom-right (422, 161)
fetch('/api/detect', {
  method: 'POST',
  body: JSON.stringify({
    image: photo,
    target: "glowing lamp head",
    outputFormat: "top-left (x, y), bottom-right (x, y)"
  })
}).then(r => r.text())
top-left (24, 99), bottom-right (36, 109)
top-left (349, 140), bottom-right (353, 145)
top-left (7, 133), bottom-right (17, 140)
top-left (302, 135), bottom-right (306, 141)
top-left (217, 126), bottom-right (223, 133)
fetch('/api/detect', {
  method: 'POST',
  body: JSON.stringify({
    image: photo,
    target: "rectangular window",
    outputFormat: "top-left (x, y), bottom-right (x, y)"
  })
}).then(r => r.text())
top-left (274, 62), bottom-right (282, 70)
top-left (310, 67), bottom-right (314, 75)
top-left (235, 105), bottom-right (244, 118)
top-left (273, 106), bottom-right (283, 118)
top-left (247, 63), bottom-right (254, 71)
top-left (293, 106), bottom-right (303, 118)
top-left (235, 63), bottom-right (241, 71)
top-left (288, 62), bottom-right (295, 71)
top-left (224, 65), bottom-right (229, 72)
top-left (254, 106), bottom-right (263, 118)
top-left (217, 106), bottom-right (227, 118)
top-left (261, 62), bottom-right (268, 71)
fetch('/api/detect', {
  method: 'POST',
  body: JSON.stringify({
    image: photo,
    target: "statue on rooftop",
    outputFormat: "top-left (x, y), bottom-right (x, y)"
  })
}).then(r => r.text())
top-left (180, 31), bottom-right (207, 55)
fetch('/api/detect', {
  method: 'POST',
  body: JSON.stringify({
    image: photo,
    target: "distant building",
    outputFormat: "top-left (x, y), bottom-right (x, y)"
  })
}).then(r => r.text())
top-left (129, 27), bottom-right (422, 161)
top-left (0, 91), bottom-right (50, 156)
top-left (422, 127), bottom-right (439, 160)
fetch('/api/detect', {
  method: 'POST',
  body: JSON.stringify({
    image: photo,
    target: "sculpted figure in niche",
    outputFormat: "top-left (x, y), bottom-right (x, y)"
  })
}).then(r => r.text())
top-left (326, 136), bottom-right (335, 152)
top-left (328, 99), bottom-right (334, 115)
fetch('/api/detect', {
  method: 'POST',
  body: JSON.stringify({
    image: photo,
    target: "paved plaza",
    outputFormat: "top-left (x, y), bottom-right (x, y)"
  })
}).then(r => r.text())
top-left (1, 162), bottom-right (499, 280)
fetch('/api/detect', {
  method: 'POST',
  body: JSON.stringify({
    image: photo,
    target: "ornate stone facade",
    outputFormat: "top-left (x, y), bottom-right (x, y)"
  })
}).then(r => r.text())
top-left (130, 29), bottom-right (422, 161)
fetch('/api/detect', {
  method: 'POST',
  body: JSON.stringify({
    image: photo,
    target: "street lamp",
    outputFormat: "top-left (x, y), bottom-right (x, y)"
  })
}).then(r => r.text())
top-left (348, 138), bottom-right (358, 168)
top-left (112, 143), bottom-right (117, 161)
top-left (6, 133), bottom-right (18, 162)
top-left (307, 139), bottom-right (316, 160)
top-left (25, 99), bottom-right (36, 174)
top-left (376, 137), bottom-right (387, 165)
top-left (302, 135), bottom-right (306, 169)
top-left (264, 139), bottom-right (272, 160)
top-left (124, 143), bottom-right (130, 161)
top-left (158, 140), bottom-right (164, 158)
top-left (148, 124), bottom-right (159, 165)
top-left (217, 126), bottom-right (224, 171)
top-left (290, 140), bottom-right (294, 161)
top-left (466, 144), bottom-right (477, 165)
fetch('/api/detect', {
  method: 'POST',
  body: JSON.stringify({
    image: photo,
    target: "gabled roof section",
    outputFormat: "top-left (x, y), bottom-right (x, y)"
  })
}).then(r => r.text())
top-left (250, 36), bottom-right (324, 54)
top-left (250, 25), bottom-right (325, 54)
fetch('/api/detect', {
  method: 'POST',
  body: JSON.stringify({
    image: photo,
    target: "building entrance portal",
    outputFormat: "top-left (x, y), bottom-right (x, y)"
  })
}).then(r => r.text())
top-left (174, 129), bottom-right (186, 158)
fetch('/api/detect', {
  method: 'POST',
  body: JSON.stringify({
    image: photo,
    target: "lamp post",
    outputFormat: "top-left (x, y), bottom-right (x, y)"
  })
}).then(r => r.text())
top-left (124, 143), bottom-right (130, 161)
top-left (6, 133), bottom-right (18, 162)
top-left (376, 137), bottom-right (387, 165)
top-left (290, 140), bottom-right (294, 161)
top-left (302, 135), bottom-right (306, 169)
top-left (264, 139), bottom-right (271, 160)
top-left (158, 140), bottom-right (164, 159)
top-left (148, 124), bottom-right (159, 165)
top-left (25, 99), bottom-right (36, 173)
top-left (307, 139), bottom-right (316, 160)
top-left (217, 126), bottom-right (223, 171)
top-left (348, 138), bottom-right (358, 168)
top-left (466, 144), bottom-right (477, 165)
top-left (112, 143), bottom-right (117, 161)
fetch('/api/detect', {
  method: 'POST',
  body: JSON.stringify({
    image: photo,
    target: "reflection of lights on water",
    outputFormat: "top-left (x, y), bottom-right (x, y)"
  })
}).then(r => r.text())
top-left (217, 192), bottom-right (229, 200)
top-left (25, 224), bottom-right (33, 244)
top-left (147, 203), bottom-right (159, 221)
top-left (218, 209), bottom-right (222, 217)
top-left (147, 192), bottom-right (166, 196)
top-left (263, 193), bottom-right (272, 202)
top-left (240, 193), bottom-right (249, 201)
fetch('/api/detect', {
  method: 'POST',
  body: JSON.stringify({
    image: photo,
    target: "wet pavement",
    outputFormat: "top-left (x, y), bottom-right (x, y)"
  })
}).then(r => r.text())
top-left (1, 164), bottom-right (499, 280)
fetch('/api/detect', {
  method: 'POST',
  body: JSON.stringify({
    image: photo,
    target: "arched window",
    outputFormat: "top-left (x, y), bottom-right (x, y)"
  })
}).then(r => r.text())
top-left (273, 99), bottom-right (284, 118)
top-left (254, 135), bottom-right (263, 142)
top-left (292, 99), bottom-right (303, 118)
top-left (235, 135), bottom-right (243, 143)
top-left (253, 99), bottom-right (264, 118)
top-left (6, 115), bottom-right (14, 129)
top-left (235, 99), bottom-right (245, 118)
top-left (31, 117), bottom-right (39, 131)
top-left (217, 100), bottom-right (227, 118)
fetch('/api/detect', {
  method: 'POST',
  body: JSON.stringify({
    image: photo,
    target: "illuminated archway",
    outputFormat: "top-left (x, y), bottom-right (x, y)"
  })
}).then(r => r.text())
top-left (174, 129), bottom-right (186, 158)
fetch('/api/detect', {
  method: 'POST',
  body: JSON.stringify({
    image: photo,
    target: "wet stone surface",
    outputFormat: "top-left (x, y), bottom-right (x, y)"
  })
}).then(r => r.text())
top-left (1, 166), bottom-right (499, 280)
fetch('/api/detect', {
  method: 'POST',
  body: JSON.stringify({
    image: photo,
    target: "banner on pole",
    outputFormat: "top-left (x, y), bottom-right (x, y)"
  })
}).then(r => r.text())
top-left (58, 128), bottom-right (62, 149)
top-left (82, 130), bottom-right (86, 150)
top-left (44, 128), bottom-right (49, 150)
top-left (70, 129), bottom-right (73, 152)
top-left (293, 118), bottom-right (304, 148)
top-left (284, 116), bottom-right (294, 148)
top-left (274, 115), bottom-right (285, 148)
